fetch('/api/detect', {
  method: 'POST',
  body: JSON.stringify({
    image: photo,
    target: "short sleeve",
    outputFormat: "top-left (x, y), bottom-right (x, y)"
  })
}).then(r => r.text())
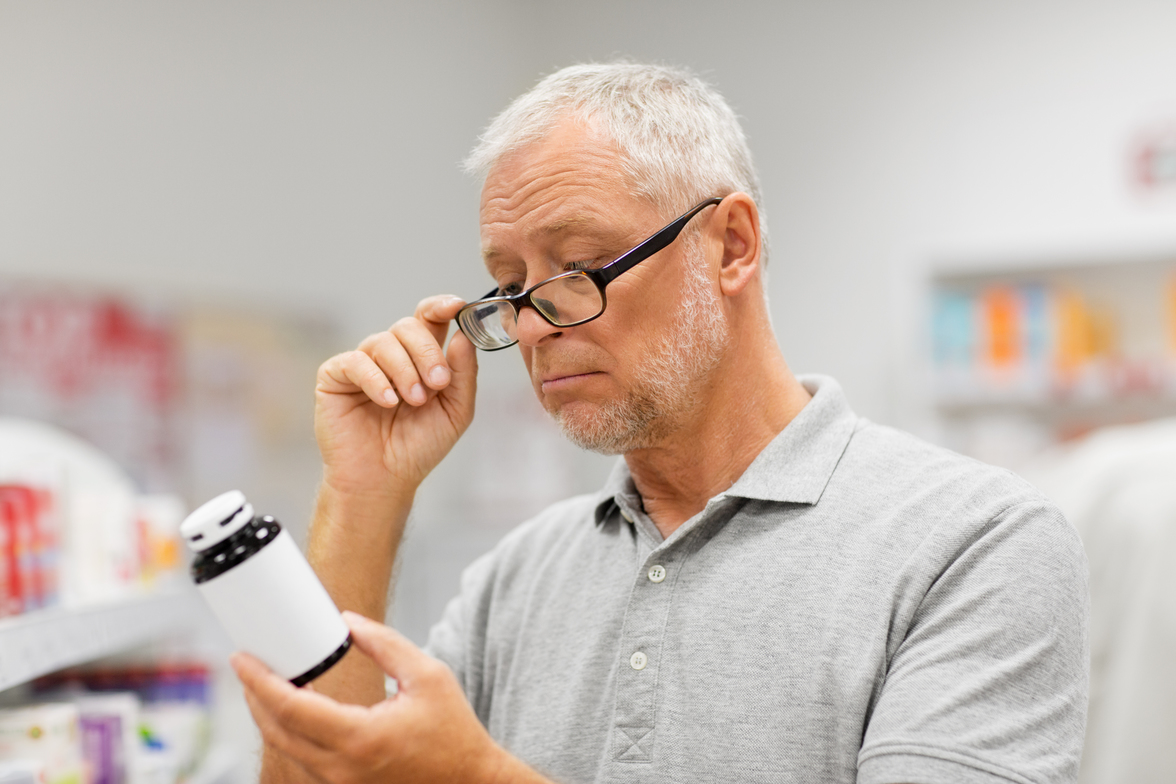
top-left (858, 501), bottom-right (1089, 784)
top-left (423, 588), bottom-right (469, 681)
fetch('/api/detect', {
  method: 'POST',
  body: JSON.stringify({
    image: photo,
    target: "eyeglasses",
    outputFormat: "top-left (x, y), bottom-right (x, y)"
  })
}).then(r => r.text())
top-left (456, 197), bottom-right (723, 351)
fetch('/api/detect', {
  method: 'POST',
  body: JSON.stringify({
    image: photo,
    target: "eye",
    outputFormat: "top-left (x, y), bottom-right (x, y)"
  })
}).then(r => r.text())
top-left (497, 280), bottom-right (524, 296)
top-left (564, 259), bottom-right (599, 272)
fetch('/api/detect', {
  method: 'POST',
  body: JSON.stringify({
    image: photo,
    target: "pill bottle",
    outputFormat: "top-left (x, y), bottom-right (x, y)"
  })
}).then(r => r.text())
top-left (181, 490), bottom-right (351, 686)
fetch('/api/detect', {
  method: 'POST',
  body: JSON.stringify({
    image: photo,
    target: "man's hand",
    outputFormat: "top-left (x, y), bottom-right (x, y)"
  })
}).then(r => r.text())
top-left (314, 295), bottom-right (477, 499)
top-left (270, 296), bottom-right (479, 782)
top-left (233, 612), bottom-right (545, 784)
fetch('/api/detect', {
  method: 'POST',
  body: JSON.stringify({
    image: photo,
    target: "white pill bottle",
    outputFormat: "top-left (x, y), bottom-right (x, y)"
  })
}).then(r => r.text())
top-left (181, 490), bottom-right (351, 686)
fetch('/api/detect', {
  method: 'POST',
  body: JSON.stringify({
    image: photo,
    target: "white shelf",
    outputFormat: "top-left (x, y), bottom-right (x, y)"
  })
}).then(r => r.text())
top-left (0, 586), bottom-right (206, 691)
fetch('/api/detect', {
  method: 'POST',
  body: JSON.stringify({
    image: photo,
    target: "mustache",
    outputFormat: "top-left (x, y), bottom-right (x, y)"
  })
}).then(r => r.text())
top-left (529, 347), bottom-right (610, 381)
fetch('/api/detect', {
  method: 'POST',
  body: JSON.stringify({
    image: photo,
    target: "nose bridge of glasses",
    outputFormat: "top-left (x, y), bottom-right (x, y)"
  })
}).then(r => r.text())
top-left (512, 297), bottom-right (565, 344)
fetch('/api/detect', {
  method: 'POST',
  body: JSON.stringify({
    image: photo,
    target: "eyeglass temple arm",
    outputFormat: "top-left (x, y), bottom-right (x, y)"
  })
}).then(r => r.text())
top-left (596, 197), bottom-right (723, 285)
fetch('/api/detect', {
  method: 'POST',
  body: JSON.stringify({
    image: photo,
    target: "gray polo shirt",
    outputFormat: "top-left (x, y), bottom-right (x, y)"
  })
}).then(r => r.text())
top-left (425, 375), bottom-right (1088, 784)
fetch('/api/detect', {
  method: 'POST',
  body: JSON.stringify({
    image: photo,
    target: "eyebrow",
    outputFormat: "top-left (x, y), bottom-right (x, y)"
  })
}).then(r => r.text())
top-left (534, 214), bottom-right (595, 237)
top-left (481, 214), bottom-right (627, 264)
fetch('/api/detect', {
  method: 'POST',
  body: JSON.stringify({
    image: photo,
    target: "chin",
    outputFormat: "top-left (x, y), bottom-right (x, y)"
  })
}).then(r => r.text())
top-left (549, 396), bottom-right (664, 456)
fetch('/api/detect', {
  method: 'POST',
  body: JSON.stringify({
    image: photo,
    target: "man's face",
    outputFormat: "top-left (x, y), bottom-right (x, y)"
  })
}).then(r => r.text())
top-left (478, 118), bottom-right (729, 454)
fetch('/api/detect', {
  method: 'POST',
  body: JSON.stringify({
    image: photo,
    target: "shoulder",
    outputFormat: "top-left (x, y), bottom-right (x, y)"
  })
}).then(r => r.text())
top-left (844, 419), bottom-right (1053, 513)
top-left (835, 420), bottom-right (1084, 571)
top-left (847, 419), bottom-right (1037, 498)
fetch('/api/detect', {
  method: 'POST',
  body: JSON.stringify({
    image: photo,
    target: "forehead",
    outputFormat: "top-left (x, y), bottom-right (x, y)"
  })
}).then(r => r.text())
top-left (478, 119), bottom-right (655, 262)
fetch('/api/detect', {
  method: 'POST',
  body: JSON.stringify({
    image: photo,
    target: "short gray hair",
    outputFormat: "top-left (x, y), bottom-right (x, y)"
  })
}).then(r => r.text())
top-left (464, 61), bottom-right (769, 264)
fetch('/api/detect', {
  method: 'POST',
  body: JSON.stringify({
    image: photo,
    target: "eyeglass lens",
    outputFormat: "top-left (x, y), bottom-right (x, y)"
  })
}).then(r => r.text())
top-left (459, 273), bottom-right (604, 350)
top-left (458, 300), bottom-right (517, 349)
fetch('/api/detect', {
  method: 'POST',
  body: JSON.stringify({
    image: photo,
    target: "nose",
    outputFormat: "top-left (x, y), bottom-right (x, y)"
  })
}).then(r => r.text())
top-left (514, 303), bottom-right (562, 347)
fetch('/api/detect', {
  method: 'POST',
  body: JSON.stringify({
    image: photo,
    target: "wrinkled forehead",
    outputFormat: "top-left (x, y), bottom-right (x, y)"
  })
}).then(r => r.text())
top-left (477, 119), bottom-right (656, 244)
top-left (479, 118), bottom-right (628, 201)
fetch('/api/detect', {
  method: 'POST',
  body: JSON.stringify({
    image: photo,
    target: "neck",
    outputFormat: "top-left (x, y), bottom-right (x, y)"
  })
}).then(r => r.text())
top-left (624, 324), bottom-right (810, 539)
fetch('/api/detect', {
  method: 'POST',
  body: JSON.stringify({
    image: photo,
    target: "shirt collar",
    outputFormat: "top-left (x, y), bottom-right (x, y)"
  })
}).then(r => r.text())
top-left (593, 374), bottom-right (858, 523)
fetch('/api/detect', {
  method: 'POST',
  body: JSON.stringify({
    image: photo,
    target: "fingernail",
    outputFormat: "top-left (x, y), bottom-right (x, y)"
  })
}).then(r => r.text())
top-left (383, 389), bottom-right (398, 405)
top-left (429, 366), bottom-right (450, 386)
top-left (411, 383), bottom-right (425, 402)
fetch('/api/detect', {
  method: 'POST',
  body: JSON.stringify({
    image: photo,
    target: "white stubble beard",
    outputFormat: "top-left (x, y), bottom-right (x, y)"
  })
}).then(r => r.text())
top-left (550, 237), bottom-right (730, 455)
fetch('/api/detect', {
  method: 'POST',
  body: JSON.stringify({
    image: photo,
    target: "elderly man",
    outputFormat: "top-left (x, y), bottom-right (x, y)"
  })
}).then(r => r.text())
top-left (233, 63), bottom-right (1088, 784)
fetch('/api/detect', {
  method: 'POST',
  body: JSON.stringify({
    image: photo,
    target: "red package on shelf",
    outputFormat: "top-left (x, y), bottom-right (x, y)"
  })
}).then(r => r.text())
top-left (0, 487), bottom-right (29, 615)
top-left (31, 485), bottom-right (60, 608)
top-left (0, 484), bottom-right (61, 615)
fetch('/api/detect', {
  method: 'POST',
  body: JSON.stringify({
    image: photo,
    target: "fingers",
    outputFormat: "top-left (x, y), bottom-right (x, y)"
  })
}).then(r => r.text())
top-left (446, 328), bottom-right (478, 390)
top-left (414, 295), bottom-right (467, 346)
top-left (317, 295), bottom-right (471, 412)
top-left (241, 683), bottom-right (335, 776)
top-left (232, 652), bottom-right (367, 753)
top-left (397, 295), bottom-right (468, 396)
top-left (385, 318), bottom-right (450, 403)
top-left (342, 611), bottom-right (443, 691)
top-left (318, 350), bottom-right (399, 407)
top-left (440, 329), bottom-right (478, 418)
top-left (352, 295), bottom-right (466, 408)
top-left (364, 328), bottom-right (431, 406)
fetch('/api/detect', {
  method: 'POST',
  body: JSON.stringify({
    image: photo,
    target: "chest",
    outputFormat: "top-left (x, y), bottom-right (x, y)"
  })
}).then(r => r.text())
top-left (476, 509), bottom-right (903, 784)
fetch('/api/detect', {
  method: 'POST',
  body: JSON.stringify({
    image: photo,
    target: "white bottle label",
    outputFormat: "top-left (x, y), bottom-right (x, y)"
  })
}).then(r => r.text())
top-left (197, 529), bottom-right (349, 680)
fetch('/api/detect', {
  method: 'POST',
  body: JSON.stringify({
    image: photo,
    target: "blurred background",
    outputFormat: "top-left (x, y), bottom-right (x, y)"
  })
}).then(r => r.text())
top-left (1, 1), bottom-right (1174, 781)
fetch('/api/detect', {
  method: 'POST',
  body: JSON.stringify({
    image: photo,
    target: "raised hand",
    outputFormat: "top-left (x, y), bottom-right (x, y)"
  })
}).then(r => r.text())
top-left (314, 295), bottom-right (478, 499)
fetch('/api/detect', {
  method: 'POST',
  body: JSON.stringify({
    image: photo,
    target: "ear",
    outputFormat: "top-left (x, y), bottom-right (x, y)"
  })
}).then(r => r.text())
top-left (714, 193), bottom-right (761, 297)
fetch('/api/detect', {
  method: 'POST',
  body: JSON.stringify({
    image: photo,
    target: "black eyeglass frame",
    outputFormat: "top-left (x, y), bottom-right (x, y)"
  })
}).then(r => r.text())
top-left (457, 196), bottom-right (724, 351)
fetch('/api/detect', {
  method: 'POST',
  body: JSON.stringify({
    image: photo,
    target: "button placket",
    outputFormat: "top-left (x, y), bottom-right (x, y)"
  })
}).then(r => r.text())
top-left (606, 495), bottom-right (746, 771)
top-left (609, 520), bottom-right (683, 764)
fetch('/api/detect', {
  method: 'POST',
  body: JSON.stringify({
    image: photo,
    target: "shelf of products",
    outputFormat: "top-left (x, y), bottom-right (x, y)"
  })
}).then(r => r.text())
top-left (0, 414), bottom-right (250, 783)
top-left (0, 587), bottom-right (203, 692)
top-left (930, 254), bottom-right (1176, 424)
top-left (0, 285), bottom-right (317, 783)
top-left (1, 652), bottom-right (237, 784)
top-left (927, 252), bottom-right (1176, 468)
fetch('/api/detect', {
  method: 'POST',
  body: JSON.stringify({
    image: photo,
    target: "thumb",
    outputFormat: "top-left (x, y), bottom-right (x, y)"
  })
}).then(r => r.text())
top-left (444, 329), bottom-right (478, 408)
top-left (342, 611), bottom-right (434, 687)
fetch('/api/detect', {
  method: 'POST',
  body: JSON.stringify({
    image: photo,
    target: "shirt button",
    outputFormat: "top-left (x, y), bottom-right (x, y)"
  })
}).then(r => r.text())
top-left (629, 651), bottom-right (648, 670)
top-left (647, 565), bottom-right (666, 583)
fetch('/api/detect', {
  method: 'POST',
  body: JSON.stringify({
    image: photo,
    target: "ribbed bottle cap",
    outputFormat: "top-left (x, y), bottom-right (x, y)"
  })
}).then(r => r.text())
top-left (181, 490), bottom-right (254, 552)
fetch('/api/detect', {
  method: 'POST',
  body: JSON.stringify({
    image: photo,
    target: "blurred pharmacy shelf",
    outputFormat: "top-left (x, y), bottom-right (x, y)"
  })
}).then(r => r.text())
top-left (927, 251), bottom-right (1176, 463)
top-left (0, 586), bottom-right (204, 691)
top-left (930, 256), bottom-right (1176, 402)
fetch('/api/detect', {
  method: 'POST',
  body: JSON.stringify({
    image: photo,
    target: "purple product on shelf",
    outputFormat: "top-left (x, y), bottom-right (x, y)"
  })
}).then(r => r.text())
top-left (79, 714), bottom-right (125, 784)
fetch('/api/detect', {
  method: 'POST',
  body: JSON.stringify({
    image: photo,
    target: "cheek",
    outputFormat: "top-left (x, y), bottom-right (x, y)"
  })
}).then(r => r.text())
top-left (603, 270), bottom-right (681, 332)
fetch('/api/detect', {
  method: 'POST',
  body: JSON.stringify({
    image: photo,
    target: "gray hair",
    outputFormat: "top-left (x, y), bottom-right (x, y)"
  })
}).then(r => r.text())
top-left (464, 61), bottom-right (769, 265)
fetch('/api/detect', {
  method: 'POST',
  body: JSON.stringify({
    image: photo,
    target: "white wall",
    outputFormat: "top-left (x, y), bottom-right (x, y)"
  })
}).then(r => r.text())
top-left (0, 1), bottom-right (534, 342)
top-left (4, 0), bottom-right (1176, 641)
